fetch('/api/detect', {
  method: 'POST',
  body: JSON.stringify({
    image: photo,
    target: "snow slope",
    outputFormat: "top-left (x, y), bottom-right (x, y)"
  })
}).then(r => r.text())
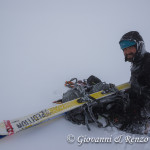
top-left (0, 0), bottom-right (150, 150)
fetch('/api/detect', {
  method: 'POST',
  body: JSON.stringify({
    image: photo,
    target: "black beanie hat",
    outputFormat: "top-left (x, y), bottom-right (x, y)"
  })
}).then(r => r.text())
top-left (119, 31), bottom-right (143, 43)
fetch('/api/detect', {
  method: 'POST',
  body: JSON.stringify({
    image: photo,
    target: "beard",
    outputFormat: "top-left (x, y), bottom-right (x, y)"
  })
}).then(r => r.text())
top-left (125, 53), bottom-right (136, 62)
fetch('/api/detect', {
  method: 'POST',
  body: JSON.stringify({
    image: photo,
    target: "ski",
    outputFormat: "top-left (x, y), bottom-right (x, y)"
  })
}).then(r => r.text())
top-left (0, 82), bottom-right (130, 139)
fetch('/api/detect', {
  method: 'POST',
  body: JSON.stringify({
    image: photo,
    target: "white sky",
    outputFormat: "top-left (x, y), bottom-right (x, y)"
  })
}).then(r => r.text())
top-left (0, 0), bottom-right (150, 150)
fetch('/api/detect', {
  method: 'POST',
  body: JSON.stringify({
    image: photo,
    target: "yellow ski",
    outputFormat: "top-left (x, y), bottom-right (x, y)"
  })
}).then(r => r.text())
top-left (0, 82), bottom-right (130, 139)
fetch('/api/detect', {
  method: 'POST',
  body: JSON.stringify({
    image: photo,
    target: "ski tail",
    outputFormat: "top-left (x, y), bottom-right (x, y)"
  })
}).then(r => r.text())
top-left (0, 135), bottom-right (7, 139)
top-left (0, 122), bottom-right (9, 139)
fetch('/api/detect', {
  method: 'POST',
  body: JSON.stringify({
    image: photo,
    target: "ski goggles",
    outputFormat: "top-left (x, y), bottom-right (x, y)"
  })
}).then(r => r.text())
top-left (119, 40), bottom-right (136, 50)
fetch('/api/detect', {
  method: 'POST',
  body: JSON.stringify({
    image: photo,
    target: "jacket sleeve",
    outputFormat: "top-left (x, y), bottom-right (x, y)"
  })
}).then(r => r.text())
top-left (138, 54), bottom-right (150, 87)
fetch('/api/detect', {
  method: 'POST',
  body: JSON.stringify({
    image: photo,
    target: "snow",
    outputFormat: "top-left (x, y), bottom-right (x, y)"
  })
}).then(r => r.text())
top-left (0, 0), bottom-right (150, 149)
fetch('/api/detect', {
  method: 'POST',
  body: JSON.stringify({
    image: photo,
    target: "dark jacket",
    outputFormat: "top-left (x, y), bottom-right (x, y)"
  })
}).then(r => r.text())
top-left (119, 31), bottom-right (150, 118)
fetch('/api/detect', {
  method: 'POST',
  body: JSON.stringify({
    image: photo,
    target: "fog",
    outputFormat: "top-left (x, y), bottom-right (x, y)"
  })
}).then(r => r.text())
top-left (0, 0), bottom-right (150, 150)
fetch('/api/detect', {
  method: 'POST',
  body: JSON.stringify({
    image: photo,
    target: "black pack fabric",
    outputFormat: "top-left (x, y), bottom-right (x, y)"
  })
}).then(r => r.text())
top-left (65, 86), bottom-right (130, 129)
top-left (87, 75), bottom-right (102, 86)
top-left (65, 106), bottom-right (98, 125)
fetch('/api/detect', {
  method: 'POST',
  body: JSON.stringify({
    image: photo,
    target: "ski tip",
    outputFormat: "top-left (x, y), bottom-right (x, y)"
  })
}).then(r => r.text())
top-left (53, 99), bottom-right (63, 104)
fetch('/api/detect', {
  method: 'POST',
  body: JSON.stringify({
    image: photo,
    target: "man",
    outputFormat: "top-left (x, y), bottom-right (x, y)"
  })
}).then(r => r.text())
top-left (63, 31), bottom-right (150, 134)
top-left (118, 31), bottom-right (150, 134)
top-left (119, 31), bottom-right (150, 115)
